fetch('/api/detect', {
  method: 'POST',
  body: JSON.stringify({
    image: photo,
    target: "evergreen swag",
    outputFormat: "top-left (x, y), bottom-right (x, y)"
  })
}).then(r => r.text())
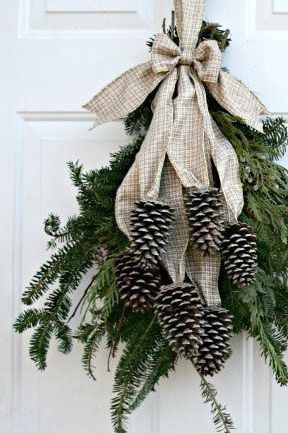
top-left (14, 20), bottom-right (288, 433)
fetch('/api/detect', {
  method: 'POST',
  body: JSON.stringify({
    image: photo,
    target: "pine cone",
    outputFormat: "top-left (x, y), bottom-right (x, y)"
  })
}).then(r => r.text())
top-left (222, 223), bottom-right (258, 287)
top-left (194, 307), bottom-right (233, 377)
top-left (155, 283), bottom-right (205, 358)
top-left (115, 250), bottom-right (161, 313)
top-left (130, 200), bottom-right (174, 267)
top-left (184, 188), bottom-right (225, 256)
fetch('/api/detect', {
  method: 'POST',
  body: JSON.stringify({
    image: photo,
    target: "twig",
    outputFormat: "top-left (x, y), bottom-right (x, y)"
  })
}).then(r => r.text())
top-left (171, 10), bottom-right (175, 40)
top-left (162, 17), bottom-right (166, 34)
top-left (107, 307), bottom-right (127, 372)
top-left (67, 271), bottom-right (100, 323)
top-left (191, 361), bottom-right (234, 433)
top-left (111, 317), bottom-right (157, 431)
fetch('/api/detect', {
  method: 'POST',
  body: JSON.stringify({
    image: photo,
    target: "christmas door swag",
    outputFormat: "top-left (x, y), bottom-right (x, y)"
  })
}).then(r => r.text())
top-left (84, 0), bottom-right (264, 327)
top-left (15, 0), bottom-right (288, 432)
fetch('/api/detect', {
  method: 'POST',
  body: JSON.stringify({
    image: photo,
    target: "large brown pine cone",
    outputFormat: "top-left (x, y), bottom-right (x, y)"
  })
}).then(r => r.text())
top-left (130, 200), bottom-right (174, 267)
top-left (194, 307), bottom-right (233, 377)
top-left (222, 223), bottom-right (258, 288)
top-left (155, 283), bottom-right (205, 358)
top-left (115, 250), bottom-right (161, 312)
top-left (184, 187), bottom-right (225, 256)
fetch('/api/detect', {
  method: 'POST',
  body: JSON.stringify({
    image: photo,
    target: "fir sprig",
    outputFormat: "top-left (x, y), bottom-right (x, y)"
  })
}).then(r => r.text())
top-left (200, 377), bottom-right (235, 432)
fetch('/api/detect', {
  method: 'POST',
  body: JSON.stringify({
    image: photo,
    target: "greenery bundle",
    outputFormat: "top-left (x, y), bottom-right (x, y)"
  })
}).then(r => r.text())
top-left (14, 21), bottom-right (288, 433)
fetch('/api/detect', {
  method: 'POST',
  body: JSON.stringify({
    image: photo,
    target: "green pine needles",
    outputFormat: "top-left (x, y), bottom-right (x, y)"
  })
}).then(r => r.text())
top-left (14, 21), bottom-right (288, 433)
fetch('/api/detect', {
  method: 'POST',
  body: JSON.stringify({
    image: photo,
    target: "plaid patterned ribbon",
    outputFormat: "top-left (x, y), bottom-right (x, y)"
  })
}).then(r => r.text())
top-left (84, 0), bottom-right (268, 306)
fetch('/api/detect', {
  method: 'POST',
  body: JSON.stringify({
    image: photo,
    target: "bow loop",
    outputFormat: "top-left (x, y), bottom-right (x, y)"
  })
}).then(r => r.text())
top-left (193, 40), bottom-right (222, 83)
top-left (151, 34), bottom-right (181, 74)
top-left (151, 34), bottom-right (222, 83)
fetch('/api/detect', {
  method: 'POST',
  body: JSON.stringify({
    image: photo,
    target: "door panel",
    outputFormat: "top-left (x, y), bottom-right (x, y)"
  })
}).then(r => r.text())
top-left (1, 1), bottom-right (287, 432)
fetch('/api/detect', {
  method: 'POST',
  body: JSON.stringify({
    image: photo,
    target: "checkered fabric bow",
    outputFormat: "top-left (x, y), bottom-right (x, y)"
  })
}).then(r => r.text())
top-left (151, 33), bottom-right (221, 84)
top-left (84, 0), bottom-right (268, 306)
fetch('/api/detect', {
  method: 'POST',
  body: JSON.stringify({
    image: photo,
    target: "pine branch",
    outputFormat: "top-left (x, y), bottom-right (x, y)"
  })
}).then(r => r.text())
top-left (54, 322), bottom-right (73, 354)
top-left (250, 317), bottom-right (288, 386)
top-left (236, 273), bottom-right (288, 386)
top-left (84, 257), bottom-right (118, 321)
top-left (21, 242), bottom-right (80, 306)
top-left (67, 271), bottom-right (100, 323)
top-left (14, 309), bottom-right (47, 333)
top-left (111, 317), bottom-right (158, 433)
top-left (29, 322), bottom-right (54, 370)
top-left (129, 340), bottom-right (175, 411)
top-left (199, 374), bottom-right (235, 433)
top-left (107, 307), bottom-right (127, 373)
top-left (44, 213), bottom-right (72, 245)
top-left (76, 322), bottom-right (106, 380)
top-left (147, 20), bottom-right (231, 52)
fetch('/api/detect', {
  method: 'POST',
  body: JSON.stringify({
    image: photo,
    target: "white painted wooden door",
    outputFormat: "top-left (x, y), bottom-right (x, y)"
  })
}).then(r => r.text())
top-left (1, 1), bottom-right (287, 432)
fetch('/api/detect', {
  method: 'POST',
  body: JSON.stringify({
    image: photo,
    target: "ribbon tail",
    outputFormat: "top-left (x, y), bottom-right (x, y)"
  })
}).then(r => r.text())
top-left (207, 70), bottom-right (269, 132)
top-left (210, 120), bottom-right (244, 222)
top-left (83, 61), bottom-right (167, 126)
top-left (191, 72), bottom-right (244, 222)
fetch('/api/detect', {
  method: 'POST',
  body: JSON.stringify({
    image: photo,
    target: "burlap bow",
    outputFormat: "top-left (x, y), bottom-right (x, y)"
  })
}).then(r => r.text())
top-left (84, 0), bottom-right (268, 306)
top-left (152, 34), bottom-right (222, 83)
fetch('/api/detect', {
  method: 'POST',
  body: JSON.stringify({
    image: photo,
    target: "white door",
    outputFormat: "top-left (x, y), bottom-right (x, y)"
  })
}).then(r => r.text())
top-left (1, 1), bottom-right (287, 432)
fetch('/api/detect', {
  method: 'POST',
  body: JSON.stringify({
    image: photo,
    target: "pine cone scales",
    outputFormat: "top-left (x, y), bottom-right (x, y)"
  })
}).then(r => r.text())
top-left (222, 223), bottom-right (258, 288)
top-left (130, 200), bottom-right (174, 266)
top-left (184, 188), bottom-right (225, 256)
top-left (194, 308), bottom-right (233, 377)
top-left (155, 283), bottom-right (205, 358)
top-left (115, 251), bottom-right (161, 312)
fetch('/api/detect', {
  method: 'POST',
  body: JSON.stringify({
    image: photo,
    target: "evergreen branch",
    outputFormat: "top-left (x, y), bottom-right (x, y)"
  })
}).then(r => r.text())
top-left (67, 271), bottom-right (100, 323)
top-left (236, 274), bottom-right (288, 386)
top-left (24, 248), bottom-right (94, 370)
top-left (250, 317), bottom-right (288, 386)
top-left (111, 317), bottom-right (158, 433)
top-left (21, 242), bottom-right (80, 306)
top-left (77, 322), bottom-right (106, 380)
top-left (129, 340), bottom-right (175, 411)
top-left (147, 20), bottom-right (231, 52)
top-left (29, 322), bottom-right (54, 370)
top-left (107, 306), bottom-right (127, 373)
top-left (14, 309), bottom-right (47, 333)
top-left (199, 374), bottom-right (235, 432)
top-left (67, 160), bottom-right (84, 188)
top-left (44, 213), bottom-right (72, 245)
top-left (54, 322), bottom-right (73, 354)
top-left (84, 257), bottom-right (118, 321)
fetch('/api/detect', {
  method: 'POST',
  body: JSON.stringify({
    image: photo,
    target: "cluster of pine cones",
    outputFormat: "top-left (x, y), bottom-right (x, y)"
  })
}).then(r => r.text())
top-left (116, 200), bottom-right (174, 313)
top-left (185, 187), bottom-right (257, 288)
top-left (155, 282), bottom-right (233, 376)
top-left (115, 190), bottom-right (258, 376)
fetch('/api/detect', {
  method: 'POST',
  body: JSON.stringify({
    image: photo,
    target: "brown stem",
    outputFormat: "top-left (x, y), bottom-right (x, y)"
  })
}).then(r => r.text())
top-left (171, 10), bottom-right (175, 40)
top-left (191, 361), bottom-right (233, 433)
top-left (107, 307), bottom-right (127, 372)
top-left (162, 17), bottom-right (166, 34)
top-left (67, 271), bottom-right (100, 323)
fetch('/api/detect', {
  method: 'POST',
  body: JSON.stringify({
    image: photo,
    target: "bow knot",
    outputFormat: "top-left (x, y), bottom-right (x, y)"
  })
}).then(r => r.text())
top-left (179, 50), bottom-right (193, 66)
top-left (151, 33), bottom-right (222, 83)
